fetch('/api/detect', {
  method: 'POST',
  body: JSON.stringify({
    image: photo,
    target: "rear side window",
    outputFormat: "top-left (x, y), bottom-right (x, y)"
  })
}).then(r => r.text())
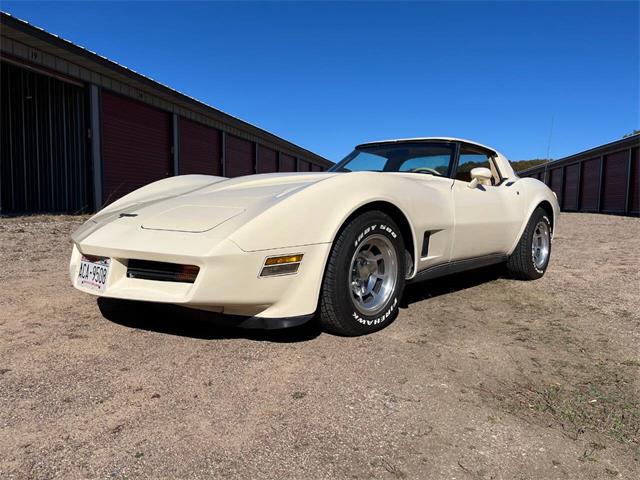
top-left (456, 148), bottom-right (497, 183)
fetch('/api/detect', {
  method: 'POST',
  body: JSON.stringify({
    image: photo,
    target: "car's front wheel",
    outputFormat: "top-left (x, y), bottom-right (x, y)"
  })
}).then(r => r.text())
top-left (318, 211), bottom-right (406, 336)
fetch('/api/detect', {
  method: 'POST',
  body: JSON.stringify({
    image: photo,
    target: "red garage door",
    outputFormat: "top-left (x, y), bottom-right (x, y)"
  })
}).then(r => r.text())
top-left (311, 164), bottom-right (323, 172)
top-left (180, 118), bottom-right (220, 175)
top-left (299, 159), bottom-right (310, 172)
top-left (630, 148), bottom-right (639, 214)
top-left (563, 164), bottom-right (579, 211)
top-left (101, 91), bottom-right (171, 205)
top-left (601, 151), bottom-right (627, 213)
top-left (580, 158), bottom-right (600, 212)
top-left (280, 153), bottom-right (296, 172)
top-left (257, 145), bottom-right (278, 173)
top-left (549, 168), bottom-right (563, 207)
top-left (226, 135), bottom-right (254, 177)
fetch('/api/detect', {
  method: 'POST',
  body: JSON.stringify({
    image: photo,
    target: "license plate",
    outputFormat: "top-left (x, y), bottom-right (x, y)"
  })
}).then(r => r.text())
top-left (77, 255), bottom-right (111, 292)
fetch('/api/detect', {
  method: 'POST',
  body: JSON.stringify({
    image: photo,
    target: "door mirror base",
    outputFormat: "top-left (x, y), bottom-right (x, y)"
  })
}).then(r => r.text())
top-left (468, 167), bottom-right (492, 188)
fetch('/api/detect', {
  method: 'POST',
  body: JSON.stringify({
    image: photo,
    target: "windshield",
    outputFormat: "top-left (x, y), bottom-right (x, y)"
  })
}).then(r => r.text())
top-left (329, 142), bottom-right (454, 176)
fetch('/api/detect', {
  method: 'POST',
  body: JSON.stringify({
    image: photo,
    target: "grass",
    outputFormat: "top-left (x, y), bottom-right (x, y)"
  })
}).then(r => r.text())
top-left (621, 359), bottom-right (640, 368)
top-left (528, 364), bottom-right (640, 445)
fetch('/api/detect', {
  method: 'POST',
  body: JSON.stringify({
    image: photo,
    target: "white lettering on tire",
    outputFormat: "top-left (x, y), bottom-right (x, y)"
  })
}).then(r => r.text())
top-left (351, 297), bottom-right (398, 326)
top-left (354, 223), bottom-right (396, 248)
top-left (350, 223), bottom-right (400, 327)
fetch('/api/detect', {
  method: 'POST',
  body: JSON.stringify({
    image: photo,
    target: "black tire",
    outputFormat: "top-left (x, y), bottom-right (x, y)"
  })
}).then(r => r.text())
top-left (318, 211), bottom-right (406, 336)
top-left (506, 207), bottom-right (552, 280)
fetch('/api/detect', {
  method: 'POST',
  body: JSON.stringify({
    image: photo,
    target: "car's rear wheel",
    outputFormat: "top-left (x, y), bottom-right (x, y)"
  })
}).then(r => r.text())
top-left (318, 211), bottom-right (406, 336)
top-left (506, 207), bottom-right (552, 280)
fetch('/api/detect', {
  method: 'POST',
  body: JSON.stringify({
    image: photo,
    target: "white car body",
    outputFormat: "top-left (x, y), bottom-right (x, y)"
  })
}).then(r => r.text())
top-left (70, 137), bottom-right (559, 328)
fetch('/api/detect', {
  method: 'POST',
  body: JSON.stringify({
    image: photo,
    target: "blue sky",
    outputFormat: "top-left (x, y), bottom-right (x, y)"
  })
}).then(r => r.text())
top-left (3, 1), bottom-right (638, 161)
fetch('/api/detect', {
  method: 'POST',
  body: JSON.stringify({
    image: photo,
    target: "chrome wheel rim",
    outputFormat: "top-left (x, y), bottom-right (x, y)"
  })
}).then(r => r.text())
top-left (531, 220), bottom-right (550, 270)
top-left (349, 234), bottom-right (398, 315)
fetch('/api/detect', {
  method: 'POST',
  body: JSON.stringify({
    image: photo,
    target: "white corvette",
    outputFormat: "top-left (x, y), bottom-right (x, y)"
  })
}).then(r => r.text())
top-left (70, 137), bottom-right (559, 335)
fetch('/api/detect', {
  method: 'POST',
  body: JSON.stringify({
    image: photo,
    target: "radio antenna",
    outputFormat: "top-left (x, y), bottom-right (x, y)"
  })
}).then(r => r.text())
top-left (543, 115), bottom-right (554, 183)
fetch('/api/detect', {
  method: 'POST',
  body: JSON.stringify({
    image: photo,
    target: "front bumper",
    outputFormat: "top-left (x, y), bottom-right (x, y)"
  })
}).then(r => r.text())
top-left (70, 237), bottom-right (332, 320)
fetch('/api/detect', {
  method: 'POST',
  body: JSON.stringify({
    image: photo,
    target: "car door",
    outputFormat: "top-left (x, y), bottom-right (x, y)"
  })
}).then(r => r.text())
top-left (391, 143), bottom-right (457, 273)
top-left (450, 145), bottom-right (524, 261)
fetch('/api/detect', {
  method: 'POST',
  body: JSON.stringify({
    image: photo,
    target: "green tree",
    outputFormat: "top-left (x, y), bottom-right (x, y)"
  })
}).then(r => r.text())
top-left (510, 159), bottom-right (550, 172)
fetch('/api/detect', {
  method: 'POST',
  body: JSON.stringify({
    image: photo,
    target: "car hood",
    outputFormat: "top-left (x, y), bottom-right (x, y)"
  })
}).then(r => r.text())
top-left (88, 172), bottom-right (338, 235)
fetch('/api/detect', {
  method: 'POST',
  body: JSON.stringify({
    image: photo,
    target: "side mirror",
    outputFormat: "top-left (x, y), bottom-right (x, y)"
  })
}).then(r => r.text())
top-left (467, 167), bottom-right (493, 189)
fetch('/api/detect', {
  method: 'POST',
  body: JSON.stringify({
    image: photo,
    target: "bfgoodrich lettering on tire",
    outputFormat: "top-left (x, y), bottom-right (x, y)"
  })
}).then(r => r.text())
top-left (319, 211), bottom-right (406, 336)
top-left (506, 206), bottom-right (552, 280)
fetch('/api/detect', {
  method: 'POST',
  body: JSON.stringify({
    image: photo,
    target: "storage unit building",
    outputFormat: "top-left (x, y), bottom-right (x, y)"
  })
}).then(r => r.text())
top-left (179, 118), bottom-right (221, 176)
top-left (0, 12), bottom-right (332, 215)
top-left (519, 134), bottom-right (639, 217)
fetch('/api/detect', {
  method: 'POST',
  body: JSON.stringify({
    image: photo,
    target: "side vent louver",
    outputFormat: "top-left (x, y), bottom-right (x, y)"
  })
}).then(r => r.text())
top-left (421, 232), bottom-right (431, 258)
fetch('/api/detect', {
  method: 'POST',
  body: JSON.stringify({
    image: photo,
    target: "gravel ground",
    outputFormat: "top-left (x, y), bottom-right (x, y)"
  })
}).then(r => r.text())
top-left (0, 213), bottom-right (638, 480)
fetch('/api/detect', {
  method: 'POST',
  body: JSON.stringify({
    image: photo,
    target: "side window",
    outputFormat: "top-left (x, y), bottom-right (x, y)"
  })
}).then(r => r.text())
top-left (456, 148), bottom-right (499, 184)
top-left (398, 155), bottom-right (451, 176)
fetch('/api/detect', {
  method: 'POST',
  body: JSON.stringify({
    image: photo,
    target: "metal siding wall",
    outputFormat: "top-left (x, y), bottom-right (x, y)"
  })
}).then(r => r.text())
top-left (179, 117), bottom-right (220, 175)
top-left (629, 147), bottom-right (639, 214)
top-left (579, 158), bottom-right (600, 211)
top-left (549, 168), bottom-right (563, 207)
top-left (0, 61), bottom-right (89, 214)
top-left (513, 140), bottom-right (639, 217)
top-left (298, 159), bottom-right (310, 172)
top-left (257, 145), bottom-right (278, 173)
top-left (601, 151), bottom-right (627, 213)
top-left (279, 153), bottom-right (296, 172)
top-left (225, 134), bottom-right (253, 177)
top-left (101, 90), bottom-right (171, 206)
top-left (563, 164), bottom-right (579, 211)
top-left (2, 31), bottom-right (332, 174)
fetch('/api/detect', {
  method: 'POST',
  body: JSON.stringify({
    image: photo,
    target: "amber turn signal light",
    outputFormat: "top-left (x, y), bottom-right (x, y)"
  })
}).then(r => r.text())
top-left (264, 254), bottom-right (303, 266)
top-left (260, 254), bottom-right (303, 277)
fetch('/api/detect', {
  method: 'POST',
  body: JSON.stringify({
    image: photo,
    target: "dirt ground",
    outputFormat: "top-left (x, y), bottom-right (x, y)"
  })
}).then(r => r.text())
top-left (0, 213), bottom-right (638, 480)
